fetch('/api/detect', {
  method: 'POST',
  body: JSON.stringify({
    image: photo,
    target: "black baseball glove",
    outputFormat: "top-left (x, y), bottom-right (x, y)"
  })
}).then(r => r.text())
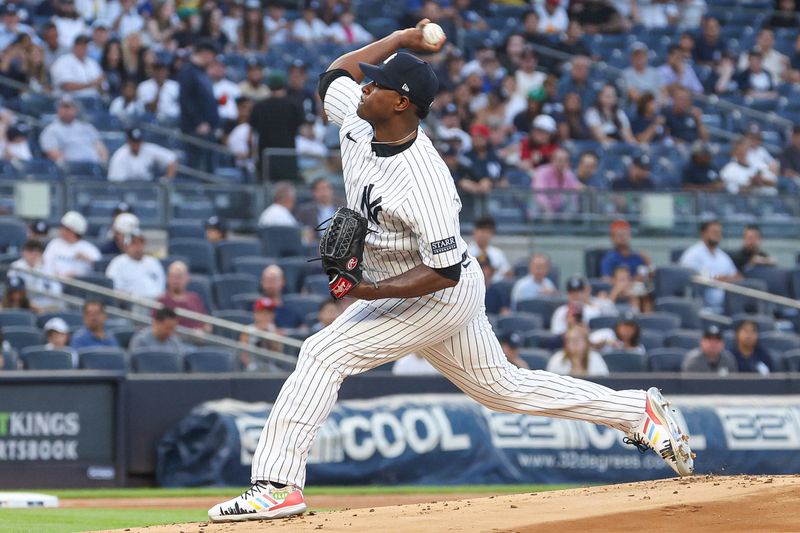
top-left (318, 207), bottom-right (368, 299)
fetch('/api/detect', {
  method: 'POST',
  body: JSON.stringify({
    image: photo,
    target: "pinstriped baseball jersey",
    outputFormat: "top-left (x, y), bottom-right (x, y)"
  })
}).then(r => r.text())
top-left (324, 75), bottom-right (467, 281)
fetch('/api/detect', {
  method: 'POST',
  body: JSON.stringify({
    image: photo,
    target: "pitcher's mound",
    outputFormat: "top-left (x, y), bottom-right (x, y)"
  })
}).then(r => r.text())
top-left (106, 475), bottom-right (800, 533)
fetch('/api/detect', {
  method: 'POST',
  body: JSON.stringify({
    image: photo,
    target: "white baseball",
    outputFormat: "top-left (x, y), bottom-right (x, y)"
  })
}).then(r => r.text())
top-left (422, 23), bottom-right (445, 45)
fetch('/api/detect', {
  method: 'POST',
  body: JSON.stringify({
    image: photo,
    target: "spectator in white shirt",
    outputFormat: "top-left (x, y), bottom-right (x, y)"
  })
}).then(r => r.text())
top-left (550, 275), bottom-right (617, 335)
top-left (104, 0), bottom-right (145, 39)
top-left (106, 230), bottom-right (166, 300)
top-left (546, 325), bottom-right (609, 377)
top-left (258, 181), bottom-right (299, 227)
top-left (467, 217), bottom-right (511, 282)
top-left (264, 4), bottom-right (290, 44)
top-left (208, 57), bottom-right (241, 121)
top-left (50, 34), bottom-right (105, 97)
top-left (43, 211), bottom-right (102, 279)
top-left (225, 96), bottom-right (254, 165)
top-left (679, 219), bottom-right (741, 313)
top-left (53, 0), bottom-right (89, 49)
top-left (10, 239), bottom-right (63, 310)
top-left (39, 95), bottom-right (108, 164)
top-left (744, 124), bottom-right (780, 183)
top-left (292, 3), bottom-right (330, 44)
top-left (137, 60), bottom-right (180, 122)
top-left (737, 28), bottom-right (790, 84)
top-left (1, 123), bottom-right (32, 163)
top-left (720, 137), bottom-right (777, 194)
top-left (109, 79), bottom-right (142, 121)
top-left (511, 254), bottom-right (558, 310)
top-left (328, 10), bottom-right (373, 46)
top-left (107, 127), bottom-right (178, 182)
top-left (392, 353), bottom-right (439, 375)
top-left (75, 0), bottom-right (109, 24)
top-left (536, 0), bottom-right (569, 34)
top-left (631, 0), bottom-right (679, 28)
top-left (514, 46), bottom-right (547, 101)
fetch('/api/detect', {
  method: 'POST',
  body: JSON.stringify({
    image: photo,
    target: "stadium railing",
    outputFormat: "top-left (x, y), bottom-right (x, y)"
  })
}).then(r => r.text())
top-left (2, 265), bottom-right (302, 368)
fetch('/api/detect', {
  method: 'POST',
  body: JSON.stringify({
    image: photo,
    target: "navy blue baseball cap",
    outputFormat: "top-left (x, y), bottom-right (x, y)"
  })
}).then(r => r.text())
top-left (359, 52), bottom-right (439, 112)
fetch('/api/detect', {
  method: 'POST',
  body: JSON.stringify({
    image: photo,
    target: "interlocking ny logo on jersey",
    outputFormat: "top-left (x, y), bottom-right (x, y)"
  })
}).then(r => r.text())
top-left (361, 184), bottom-right (382, 225)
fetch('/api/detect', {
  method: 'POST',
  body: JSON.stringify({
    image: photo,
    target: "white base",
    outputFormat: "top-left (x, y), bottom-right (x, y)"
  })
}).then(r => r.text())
top-left (0, 492), bottom-right (59, 508)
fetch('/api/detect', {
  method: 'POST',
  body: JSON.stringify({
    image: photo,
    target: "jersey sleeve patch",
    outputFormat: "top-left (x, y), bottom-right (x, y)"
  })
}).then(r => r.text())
top-left (431, 237), bottom-right (458, 255)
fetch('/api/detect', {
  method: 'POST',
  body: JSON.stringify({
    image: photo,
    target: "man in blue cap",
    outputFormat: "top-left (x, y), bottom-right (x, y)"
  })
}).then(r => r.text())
top-left (209, 18), bottom-right (694, 524)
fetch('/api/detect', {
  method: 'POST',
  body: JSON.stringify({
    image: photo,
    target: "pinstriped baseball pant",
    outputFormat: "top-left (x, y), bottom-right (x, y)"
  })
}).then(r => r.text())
top-left (251, 260), bottom-right (647, 487)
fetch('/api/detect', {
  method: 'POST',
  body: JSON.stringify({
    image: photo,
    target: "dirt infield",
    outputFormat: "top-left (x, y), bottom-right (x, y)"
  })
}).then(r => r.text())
top-left (96, 475), bottom-right (800, 533)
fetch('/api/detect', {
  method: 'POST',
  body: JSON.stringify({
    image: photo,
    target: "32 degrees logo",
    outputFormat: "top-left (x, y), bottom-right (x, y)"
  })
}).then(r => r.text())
top-left (717, 407), bottom-right (800, 450)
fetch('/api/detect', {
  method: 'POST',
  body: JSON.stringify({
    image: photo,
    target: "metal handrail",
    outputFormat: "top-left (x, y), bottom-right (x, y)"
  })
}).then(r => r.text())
top-left (3, 265), bottom-right (304, 351)
top-left (691, 275), bottom-right (800, 311)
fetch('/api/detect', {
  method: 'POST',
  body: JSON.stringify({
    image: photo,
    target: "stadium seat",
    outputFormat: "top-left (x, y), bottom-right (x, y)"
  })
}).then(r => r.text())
top-left (231, 292), bottom-right (262, 311)
top-left (0, 310), bottom-right (37, 328)
top-left (758, 331), bottom-right (800, 355)
top-left (496, 313), bottom-right (543, 336)
top-left (522, 329), bottom-right (563, 350)
top-left (744, 266), bottom-right (790, 297)
top-left (584, 248), bottom-right (611, 278)
top-left (724, 278), bottom-right (769, 316)
top-left (168, 238), bottom-right (216, 275)
top-left (78, 348), bottom-right (127, 371)
top-left (665, 329), bottom-right (702, 351)
top-left (730, 313), bottom-right (775, 332)
top-left (648, 348), bottom-right (687, 372)
top-left (282, 294), bottom-right (327, 320)
top-left (64, 161), bottom-right (106, 181)
top-left (636, 312), bottom-right (681, 332)
top-left (516, 297), bottom-right (566, 329)
top-left (1, 350), bottom-right (19, 370)
top-left (185, 350), bottom-right (235, 373)
top-left (36, 311), bottom-right (83, 330)
top-left (0, 218), bottom-right (27, 253)
top-left (212, 273), bottom-right (258, 310)
top-left (109, 326), bottom-right (137, 350)
top-left (588, 278), bottom-right (612, 296)
top-left (215, 240), bottom-right (261, 273)
top-left (518, 348), bottom-right (550, 370)
top-left (168, 221), bottom-right (205, 240)
top-left (790, 268), bottom-right (800, 300)
top-left (303, 274), bottom-right (331, 296)
top-left (486, 279), bottom-right (514, 314)
top-left (3, 327), bottom-right (44, 351)
top-left (654, 297), bottom-right (702, 329)
top-left (211, 310), bottom-right (253, 340)
top-left (257, 226), bottom-right (304, 258)
top-left (187, 275), bottom-right (215, 313)
top-left (232, 256), bottom-right (274, 278)
top-left (602, 351), bottom-right (648, 372)
top-left (639, 330), bottom-right (665, 350)
top-left (63, 274), bottom-right (115, 305)
top-left (588, 315), bottom-right (619, 331)
top-left (784, 349), bottom-right (800, 372)
top-left (130, 350), bottom-right (183, 373)
top-left (20, 349), bottom-right (73, 370)
top-left (653, 266), bottom-right (695, 298)
top-left (276, 257), bottom-right (310, 294)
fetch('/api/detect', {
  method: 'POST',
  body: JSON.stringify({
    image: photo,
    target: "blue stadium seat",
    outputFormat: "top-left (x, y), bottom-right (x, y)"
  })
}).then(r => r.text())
top-left (654, 297), bottom-right (702, 330)
top-left (211, 310), bottom-right (253, 340)
top-left (665, 329), bottom-right (702, 351)
top-left (109, 326), bottom-right (137, 350)
top-left (22, 158), bottom-right (63, 180)
top-left (784, 349), bottom-right (800, 372)
top-left (282, 294), bottom-right (327, 320)
top-left (63, 274), bottom-right (115, 305)
top-left (496, 313), bottom-right (543, 336)
top-left (648, 348), bottom-right (687, 372)
top-left (758, 331), bottom-right (800, 355)
top-left (2, 350), bottom-right (19, 370)
top-left (64, 161), bottom-right (106, 180)
top-left (730, 313), bottom-right (775, 332)
top-left (603, 351), bottom-right (648, 372)
top-left (277, 257), bottom-right (310, 294)
top-left (185, 350), bottom-right (235, 373)
top-left (516, 297), bottom-right (566, 329)
top-left (654, 266), bottom-right (695, 298)
top-left (303, 274), bottom-right (331, 297)
top-left (522, 329), bottom-right (563, 350)
top-left (231, 292), bottom-right (262, 311)
top-left (0, 218), bottom-right (27, 253)
top-left (168, 221), bottom-right (205, 240)
top-left (187, 275), bottom-right (215, 313)
top-left (130, 350), bottom-right (183, 373)
top-left (743, 266), bottom-right (790, 297)
top-left (78, 347), bottom-right (127, 371)
top-left (588, 315), bottom-right (619, 331)
top-left (724, 278), bottom-right (769, 316)
top-left (584, 248), bottom-right (611, 278)
top-left (36, 311), bottom-right (84, 329)
top-left (212, 273), bottom-right (258, 310)
top-left (20, 349), bottom-right (73, 370)
top-left (168, 238), bottom-right (217, 275)
top-left (636, 312), bottom-right (681, 332)
top-left (640, 330), bottom-right (665, 350)
top-left (258, 225), bottom-right (304, 258)
top-left (3, 327), bottom-right (44, 351)
top-left (486, 279), bottom-right (514, 315)
top-left (518, 348), bottom-right (550, 370)
top-left (0, 310), bottom-right (36, 328)
top-left (215, 240), bottom-right (261, 273)
top-left (232, 255), bottom-right (273, 278)
top-left (175, 202), bottom-right (215, 220)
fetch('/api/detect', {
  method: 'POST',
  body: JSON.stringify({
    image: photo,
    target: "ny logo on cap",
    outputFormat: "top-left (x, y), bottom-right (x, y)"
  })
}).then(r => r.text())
top-left (384, 53), bottom-right (397, 64)
top-left (401, 83), bottom-right (410, 92)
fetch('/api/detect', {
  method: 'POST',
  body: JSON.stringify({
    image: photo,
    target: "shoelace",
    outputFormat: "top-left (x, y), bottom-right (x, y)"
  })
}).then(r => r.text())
top-left (242, 482), bottom-right (268, 500)
top-left (623, 435), bottom-right (651, 454)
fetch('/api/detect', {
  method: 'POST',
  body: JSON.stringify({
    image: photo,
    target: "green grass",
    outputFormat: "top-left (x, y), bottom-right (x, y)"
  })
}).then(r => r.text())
top-left (43, 483), bottom-right (576, 500)
top-left (0, 484), bottom-right (579, 533)
top-left (0, 509), bottom-right (203, 533)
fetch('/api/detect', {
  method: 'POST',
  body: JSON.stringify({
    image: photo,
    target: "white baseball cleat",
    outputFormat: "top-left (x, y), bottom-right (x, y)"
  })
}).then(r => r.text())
top-left (625, 387), bottom-right (695, 477)
top-left (208, 481), bottom-right (307, 522)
